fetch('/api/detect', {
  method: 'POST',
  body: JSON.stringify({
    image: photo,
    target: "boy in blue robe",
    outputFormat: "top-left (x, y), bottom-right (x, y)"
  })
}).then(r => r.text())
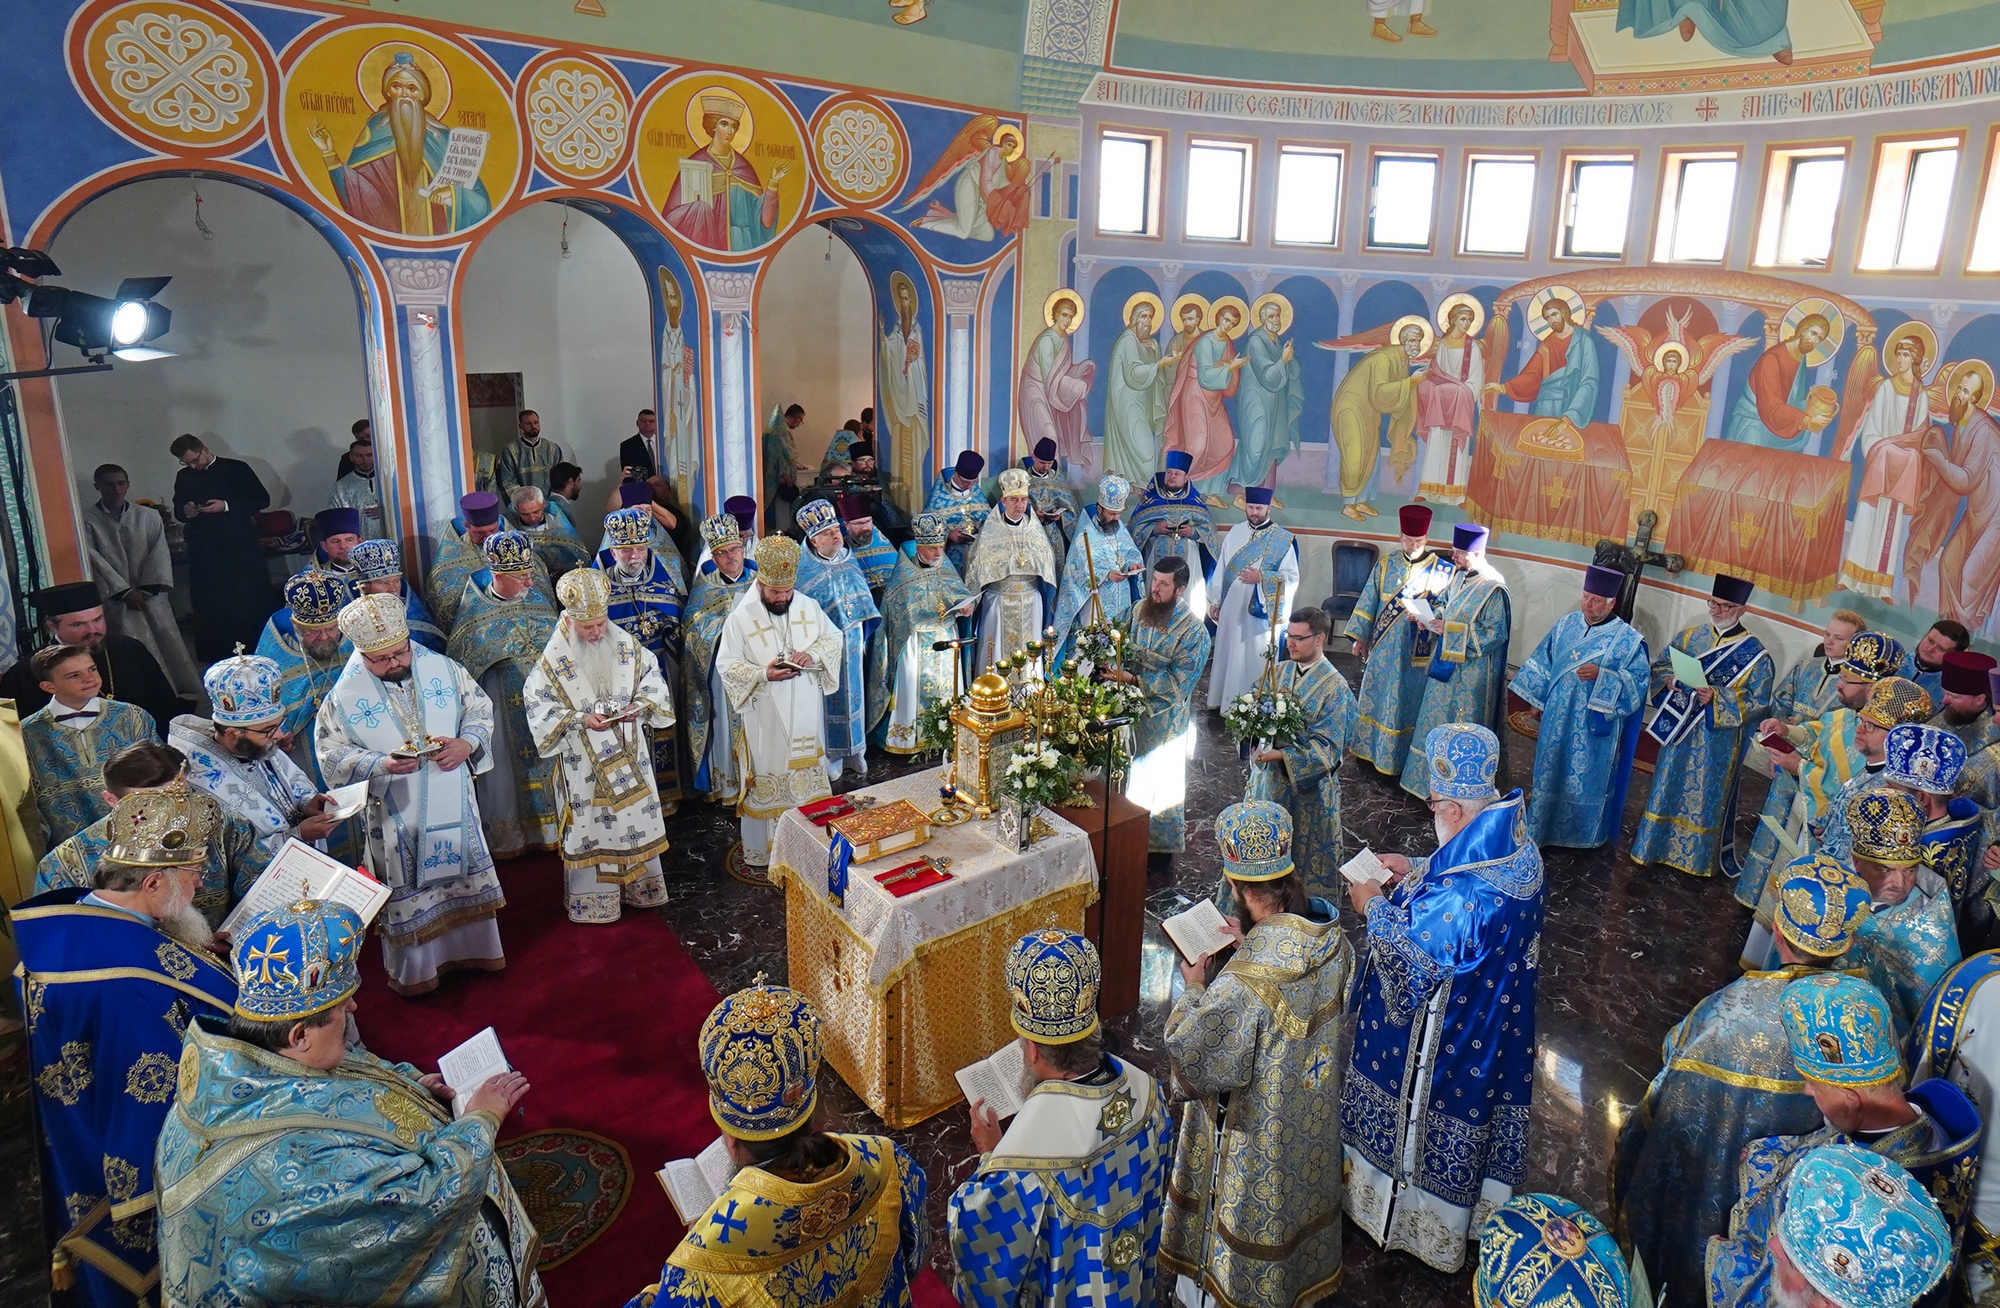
top-left (1511, 562), bottom-right (1650, 848)
top-left (951, 931), bottom-right (1171, 1308)
top-left (21, 643), bottom-right (157, 847)
top-left (17, 781), bottom-right (237, 1308)
top-left (1397, 523), bottom-right (1511, 800)
top-left (796, 497), bottom-right (882, 781)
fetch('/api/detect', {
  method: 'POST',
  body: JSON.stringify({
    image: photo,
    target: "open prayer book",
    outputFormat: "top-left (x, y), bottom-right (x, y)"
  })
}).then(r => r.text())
top-left (219, 838), bottom-right (390, 937)
top-left (1340, 847), bottom-right (1392, 885)
top-left (438, 1027), bottom-right (510, 1120)
top-left (1161, 900), bottom-right (1235, 968)
top-left (657, 1136), bottom-right (738, 1224)
top-left (325, 780), bottom-right (370, 822)
top-left (954, 1040), bottom-right (1029, 1120)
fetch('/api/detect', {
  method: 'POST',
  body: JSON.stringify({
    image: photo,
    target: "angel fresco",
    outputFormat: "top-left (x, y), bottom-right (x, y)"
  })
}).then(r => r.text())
top-left (1834, 321), bottom-right (1940, 601)
top-left (1597, 305), bottom-right (1757, 436)
top-left (1318, 314), bottom-right (1431, 521)
top-left (898, 116), bottom-right (1053, 243)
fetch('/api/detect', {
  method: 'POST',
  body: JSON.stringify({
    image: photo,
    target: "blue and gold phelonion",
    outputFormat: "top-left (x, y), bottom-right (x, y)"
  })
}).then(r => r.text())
top-left (698, 983), bottom-right (825, 1140)
top-left (1781, 973), bottom-right (1903, 1087)
top-left (232, 899), bottom-right (365, 1022)
top-left (1005, 929), bottom-right (1101, 1044)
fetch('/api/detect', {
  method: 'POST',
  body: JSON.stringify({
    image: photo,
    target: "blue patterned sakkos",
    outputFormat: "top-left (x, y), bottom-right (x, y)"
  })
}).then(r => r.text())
top-left (1241, 642), bottom-right (1357, 895)
top-left (796, 498), bottom-right (883, 780)
top-left (683, 516), bottom-right (759, 800)
top-left (1845, 789), bottom-right (1964, 1040)
top-left (22, 690), bottom-right (155, 849)
top-left (1397, 525), bottom-right (1512, 800)
top-left (600, 509), bottom-right (689, 810)
top-left (865, 523), bottom-right (974, 755)
top-left (1344, 725), bottom-right (1543, 1273)
top-left (255, 569), bottom-right (353, 793)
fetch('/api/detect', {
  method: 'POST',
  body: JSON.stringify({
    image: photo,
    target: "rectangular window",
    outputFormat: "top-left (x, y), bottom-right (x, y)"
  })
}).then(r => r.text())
top-left (1273, 145), bottom-right (1342, 246)
top-left (1972, 129), bottom-right (2000, 272)
top-left (1097, 130), bottom-right (1160, 236)
top-left (1368, 151), bottom-right (1438, 251)
top-left (1753, 146), bottom-right (1847, 268)
top-left (1559, 154), bottom-right (1635, 258)
top-left (1185, 138), bottom-right (1252, 242)
top-left (1460, 154), bottom-right (1536, 256)
top-left (1858, 136), bottom-right (1961, 272)
top-left (1653, 152), bottom-right (1739, 263)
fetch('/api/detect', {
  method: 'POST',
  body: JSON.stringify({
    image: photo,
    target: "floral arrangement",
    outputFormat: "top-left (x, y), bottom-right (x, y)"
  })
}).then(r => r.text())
top-left (1001, 742), bottom-right (1082, 812)
top-left (913, 692), bottom-right (965, 760)
top-left (1221, 686), bottom-right (1309, 750)
top-left (1071, 619), bottom-right (1125, 672)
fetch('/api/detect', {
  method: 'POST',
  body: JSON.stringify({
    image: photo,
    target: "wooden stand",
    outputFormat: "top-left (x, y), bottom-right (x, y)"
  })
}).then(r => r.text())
top-left (1055, 778), bottom-right (1147, 1020)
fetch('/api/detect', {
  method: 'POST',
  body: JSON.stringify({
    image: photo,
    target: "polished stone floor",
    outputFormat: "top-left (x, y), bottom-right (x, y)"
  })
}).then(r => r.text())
top-left (0, 647), bottom-right (1769, 1308)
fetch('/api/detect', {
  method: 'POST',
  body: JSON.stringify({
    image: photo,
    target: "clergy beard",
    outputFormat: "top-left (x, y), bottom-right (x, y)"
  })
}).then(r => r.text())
top-left (1137, 597), bottom-right (1174, 629)
top-left (378, 666), bottom-right (412, 684)
top-left (224, 734), bottom-right (271, 762)
top-left (158, 883), bottom-right (215, 953)
top-left (390, 94), bottom-right (427, 185)
top-left (576, 632), bottom-right (621, 703)
top-left (1947, 706), bottom-right (1985, 725)
top-left (614, 560), bottom-right (645, 583)
top-left (762, 596), bottom-right (792, 616)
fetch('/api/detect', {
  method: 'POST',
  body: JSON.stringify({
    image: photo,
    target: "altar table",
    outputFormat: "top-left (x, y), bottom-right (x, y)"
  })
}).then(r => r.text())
top-left (1467, 409), bottom-right (1632, 549)
top-left (770, 771), bottom-right (1098, 1127)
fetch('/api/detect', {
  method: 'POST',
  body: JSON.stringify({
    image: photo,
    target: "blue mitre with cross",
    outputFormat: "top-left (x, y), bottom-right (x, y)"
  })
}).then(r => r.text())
top-left (283, 571), bottom-right (346, 627)
top-left (698, 980), bottom-right (824, 1140)
top-left (232, 899), bottom-right (364, 1021)
top-left (1427, 723), bottom-right (1501, 801)
top-left (350, 538), bottom-right (403, 582)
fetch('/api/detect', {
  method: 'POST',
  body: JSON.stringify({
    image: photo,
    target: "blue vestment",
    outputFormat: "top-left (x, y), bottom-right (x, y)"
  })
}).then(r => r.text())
top-left (865, 551), bottom-right (972, 754)
top-left (1524, 326), bottom-right (1600, 426)
top-left (924, 477), bottom-right (991, 572)
top-left (255, 612), bottom-right (352, 791)
top-left (1124, 605), bottom-right (1211, 852)
top-left (949, 1060), bottom-right (1171, 1308)
top-left (1630, 623), bottom-right (1773, 878)
top-left (1397, 565), bottom-right (1511, 799)
top-left (629, 1135), bottom-right (928, 1308)
top-left (1126, 477), bottom-right (1219, 603)
top-left (1611, 964), bottom-right (1827, 1308)
top-left (1242, 656), bottom-right (1357, 894)
top-left (1342, 791), bottom-right (1542, 1271)
top-left (22, 700), bottom-right (157, 848)
top-left (1050, 515), bottom-right (1144, 663)
top-left (1850, 869), bottom-right (1964, 1040)
top-left (598, 550), bottom-right (688, 809)
top-left (1511, 611), bottom-right (1651, 848)
top-left (796, 543), bottom-right (883, 766)
top-left (15, 891), bottom-right (236, 1308)
top-left (682, 559), bottom-right (757, 797)
top-left (448, 573), bottom-right (562, 857)
top-left (849, 531), bottom-right (900, 591)
top-left (1345, 548), bottom-right (1456, 778)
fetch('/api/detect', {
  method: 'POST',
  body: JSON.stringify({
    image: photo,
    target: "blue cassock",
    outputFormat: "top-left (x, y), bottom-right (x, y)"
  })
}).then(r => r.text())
top-left (797, 544), bottom-right (882, 763)
top-left (924, 478), bottom-right (991, 572)
top-left (1342, 791), bottom-right (1542, 1262)
top-left (14, 890), bottom-right (237, 1308)
top-left (1509, 611), bottom-right (1650, 849)
top-left (1050, 514), bottom-right (1143, 664)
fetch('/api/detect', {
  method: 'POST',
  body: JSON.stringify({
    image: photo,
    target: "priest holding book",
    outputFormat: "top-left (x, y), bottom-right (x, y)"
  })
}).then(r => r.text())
top-left (315, 593), bottom-right (506, 996)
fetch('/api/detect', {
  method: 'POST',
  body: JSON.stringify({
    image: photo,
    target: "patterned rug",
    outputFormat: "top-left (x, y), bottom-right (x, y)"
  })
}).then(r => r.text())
top-left (723, 841), bottom-right (775, 888)
top-left (498, 1129), bottom-right (631, 1269)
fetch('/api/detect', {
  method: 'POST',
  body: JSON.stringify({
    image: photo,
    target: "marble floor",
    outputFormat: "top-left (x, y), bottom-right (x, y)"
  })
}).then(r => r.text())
top-left (0, 648), bottom-right (1769, 1308)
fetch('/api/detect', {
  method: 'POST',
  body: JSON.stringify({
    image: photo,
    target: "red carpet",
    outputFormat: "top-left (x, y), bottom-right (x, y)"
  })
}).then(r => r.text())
top-left (354, 857), bottom-right (961, 1308)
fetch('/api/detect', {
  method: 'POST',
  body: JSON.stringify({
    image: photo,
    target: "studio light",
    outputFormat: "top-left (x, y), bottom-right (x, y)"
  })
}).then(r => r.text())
top-left (0, 248), bottom-right (177, 381)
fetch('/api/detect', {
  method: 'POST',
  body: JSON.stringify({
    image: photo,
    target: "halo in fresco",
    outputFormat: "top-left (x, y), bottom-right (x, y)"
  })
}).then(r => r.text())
top-left (1435, 291), bottom-right (1485, 337)
top-left (281, 25), bottom-right (521, 242)
top-left (1250, 292), bottom-right (1294, 335)
top-left (1948, 357), bottom-right (1996, 407)
top-left (1170, 293), bottom-right (1211, 331)
top-left (73, 0), bottom-right (271, 152)
top-left (1123, 291), bottom-right (1164, 328)
top-left (635, 72), bottom-right (807, 258)
top-left (1526, 285), bottom-right (1588, 340)
top-left (1390, 313), bottom-right (1436, 355)
top-left (1044, 287), bottom-right (1085, 331)
top-left (1882, 320), bottom-right (1941, 381)
top-left (1781, 296), bottom-right (1846, 366)
top-left (809, 94), bottom-right (907, 207)
top-left (521, 52), bottom-right (631, 183)
top-left (1209, 295), bottom-right (1251, 339)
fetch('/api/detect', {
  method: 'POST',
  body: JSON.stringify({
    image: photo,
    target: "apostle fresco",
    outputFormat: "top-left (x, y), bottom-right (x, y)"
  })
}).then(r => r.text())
top-left (1228, 293), bottom-right (1304, 491)
top-left (663, 89), bottom-right (788, 253)
top-left (1019, 289), bottom-right (1095, 467)
top-left (1486, 285), bottom-right (1599, 429)
top-left (1104, 292), bottom-right (1174, 485)
top-left (1415, 294), bottom-right (1485, 505)
top-left (1721, 301), bottom-right (1841, 449)
top-left (307, 51), bottom-right (493, 238)
top-left (1325, 314), bottom-right (1427, 521)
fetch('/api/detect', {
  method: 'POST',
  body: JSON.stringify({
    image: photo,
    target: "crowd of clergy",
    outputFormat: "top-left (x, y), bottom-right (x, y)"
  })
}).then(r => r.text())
top-left (12, 406), bottom-right (2000, 1308)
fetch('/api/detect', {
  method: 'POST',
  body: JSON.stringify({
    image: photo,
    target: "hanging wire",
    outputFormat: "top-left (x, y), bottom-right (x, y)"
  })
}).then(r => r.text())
top-left (560, 208), bottom-right (572, 259)
top-left (826, 225), bottom-right (834, 262)
top-left (193, 184), bottom-right (215, 241)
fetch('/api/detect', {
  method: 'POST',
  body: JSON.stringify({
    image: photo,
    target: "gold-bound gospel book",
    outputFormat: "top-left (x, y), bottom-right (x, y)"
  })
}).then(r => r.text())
top-left (828, 799), bottom-right (933, 863)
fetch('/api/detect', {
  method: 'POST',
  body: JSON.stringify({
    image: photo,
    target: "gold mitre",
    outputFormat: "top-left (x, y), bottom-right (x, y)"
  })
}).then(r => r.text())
top-left (758, 535), bottom-right (802, 587)
top-left (556, 567), bottom-right (612, 621)
top-left (337, 593), bottom-right (408, 654)
top-left (105, 776), bottom-right (218, 867)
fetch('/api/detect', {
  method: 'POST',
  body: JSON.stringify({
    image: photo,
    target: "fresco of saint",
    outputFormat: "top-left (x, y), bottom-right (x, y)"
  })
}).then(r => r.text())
top-left (308, 52), bottom-right (492, 237)
top-left (1164, 296), bottom-right (1249, 494)
top-left (1485, 287), bottom-right (1598, 428)
top-left (1837, 322), bottom-right (1938, 601)
top-left (1720, 303), bottom-right (1841, 450)
top-left (1018, 289), bottom-right (1095, 468)
top-left (663, 90), bottom-right (788, 253)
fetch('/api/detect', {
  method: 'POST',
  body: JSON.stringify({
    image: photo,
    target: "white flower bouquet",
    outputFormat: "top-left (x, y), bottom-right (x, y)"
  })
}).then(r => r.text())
top-left (1001, 743), bottom-right (1081, 812)
top-left (1221, 688), bottom-right (1309, 753)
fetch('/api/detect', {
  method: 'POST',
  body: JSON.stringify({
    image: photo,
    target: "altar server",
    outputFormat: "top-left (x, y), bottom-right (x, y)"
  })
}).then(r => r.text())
top-left (868, 513), bottom-right (976, 755)
top-left (255, 570), bottom-right (352, 791)
top-left (171, 651), bottom-right (340, 863)
top-left (1205, 486), bottom-right (1299, 712)
top-left (925, 449), bottom-right (990, 571)
top-left (1343, 723), bottom-right (1541, 1272)
top-left (22, 643), bottom-right (156, 846)
top-left (1346, 505), bottom-right (1454, 778)
top-left (16, 784), bottom-right (236, 1308)
top-left (1510, 562), bottom-right (1650, 848)
top-left (684, 514), bottom-right (758, 802)
top-left (796, 497), bottom-right (881, 782)
top-left (1128, 449), bottom-right (1218, 617)
top-left (0, 580), bottom-right (180, 730)
top-left (716, 537), bottom-right (842, 877)
top-left (525, 568), bottom-right (674, 923)
top-left (84, 463), bottom-right (199, 693)
top-left (1844, 789), bottom-right (1962, 1039)
top-left (157, 900), bottom-right (543, 1308)
top-left (1612, 853), bottom-right (1872, 1306)
top-left (1050, 474), bottom-right (1144, 663)
top-left (351, 537), bottom-right (446, 652)
top-left (949, 931), bottom-right (1170, 1308)
top-left (1707, 973), bottom-right (1980, 1308)
top-left (1105, 556), bottom-right (1211, 853)
top-left (1397, 523), bottom-right (1512, 799)
top-left (964, 468), bottom-right (1057, 673)
top-left (316, 594), bottom-right (504, 995)
top-left (1238, 607), bottom-right (1355, 895)
top-left (448, 531), bottom-right (561, 859)
top-left (1023, 437), bottom-right (1081, 574)
top-left (626, 984), bottom-right (928, 1308)
top-left (1628, 573), bottom-right (1774, 878)
top-left (1474, 1195), bottom-right (1634, 1308)
top-left (601, 505), bottom-right (688, 810)
top-left (1912, 949), bottom-right (2000, 1303)
top-left (1163, 801), bottom-right (1353, 1307)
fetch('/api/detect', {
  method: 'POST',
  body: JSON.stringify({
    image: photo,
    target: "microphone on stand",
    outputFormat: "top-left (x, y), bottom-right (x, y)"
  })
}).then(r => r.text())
top-left (1087, 716), bottom-right (1133, 731)
top-left (932, 637), bottom-right (977, 650)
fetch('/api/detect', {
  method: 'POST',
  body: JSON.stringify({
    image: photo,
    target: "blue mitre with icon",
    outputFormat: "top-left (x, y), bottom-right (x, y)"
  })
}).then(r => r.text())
top-left (349, 538), bottom-right (403, 582)
top-left (482, 530), bottom-right (537, 575)
top-left (1474, 1193), bottom-right (1643, 1308)
top-left (1780, 973), bottom-right (1902, 1087)
top-left (1005, 929), bottom-right (1101, 1044)
top-left (1883, 723), bottom-right (1966, 795)
top-left (603, 507), bottom-right (652, 548)
top-left (282, 570), bottom-right (346, 627)
top-left (1777, 1145), bottom-right (1950, 1308)
top-left (698, 982), bottom-right (824, 1140)
top-left (1216, 799), bottom-right (1293, 882)
top-left (204, 648), bottom-right (285, 727)
top-left (1427, 722), bottom-right (1501, 801)
top-left (232, 899), bottom-right (364, 1021)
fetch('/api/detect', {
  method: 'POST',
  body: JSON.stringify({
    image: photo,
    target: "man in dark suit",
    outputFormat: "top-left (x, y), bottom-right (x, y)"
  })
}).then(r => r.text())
top-left (171, 434), bottom-right (277, 658)
top-left (618, 409), bottom-right (658, 482)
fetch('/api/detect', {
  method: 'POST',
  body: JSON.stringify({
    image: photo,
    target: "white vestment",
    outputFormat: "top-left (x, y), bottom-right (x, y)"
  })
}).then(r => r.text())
top-left (170, 715), bottom-right (321, 859)
top-left (524, 618), bottom-right (675, 923)
top-left (661, 324), bottom-right (699, 497)
top-left (85, 501), bottom-right (199, 694)
top-left (1205, 522), bottom-right (1301, 708)
top-left (315, 646), bottom-right (505, 994)
top-left (965, 509), bottom-right (1057, 674)
top-left (716, 589), bottom-right (843, 867)
top-left (879, 319), bottom-right (931, 503)
top-left (328, 472), bottom-right (388, 539)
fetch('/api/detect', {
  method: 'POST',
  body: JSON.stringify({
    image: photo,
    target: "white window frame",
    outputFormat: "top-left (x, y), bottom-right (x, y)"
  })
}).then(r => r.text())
top-left (1365, 148), bottom-right (1441, 253)
top-left (1183, 136), bottom-right (1254, 243)
top-left (1652, 149), bottom-right (1740, 265)
top-left (1752, 144), bottom-right (1849, 269)
top-left (1096, 128), bottom-right (1163, 238)
top-left (1857, 133), bottom-right (1963, 273)
top-left (1555, 151), bottom-right (1636, 261)
top-left (1459, 151), bottom-right (1538, 258)
top-left (1272, 143), bottom-right (1344, 248)
top-left (1970, 126), bottom-right (2000, 274)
